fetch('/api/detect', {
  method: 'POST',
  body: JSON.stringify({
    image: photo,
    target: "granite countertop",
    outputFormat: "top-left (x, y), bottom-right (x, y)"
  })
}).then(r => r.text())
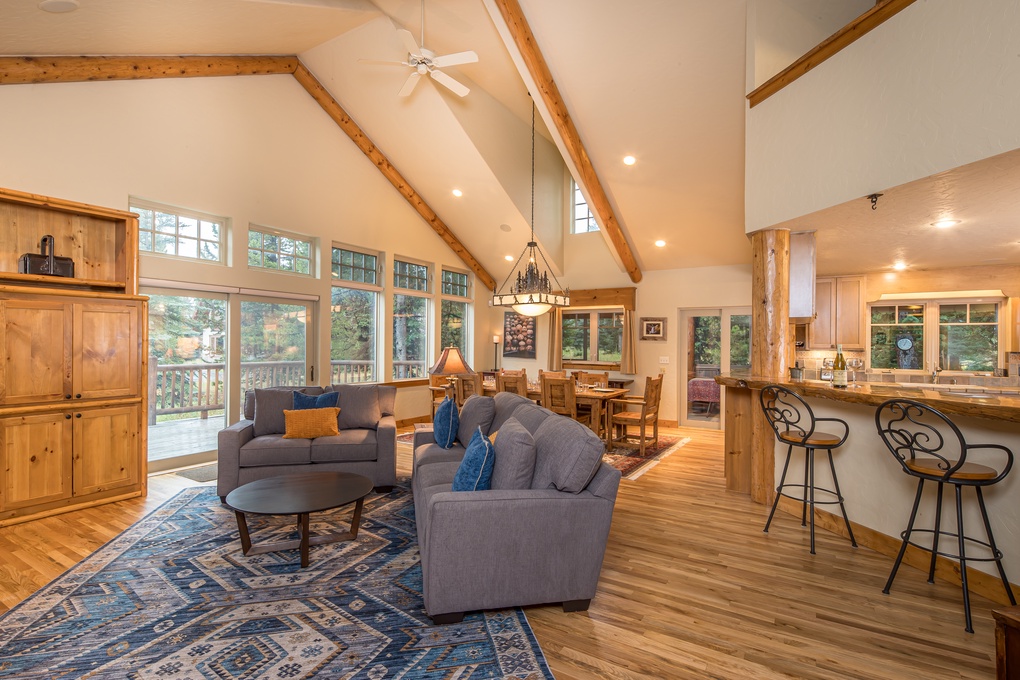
top-left (715, 374), bottom-right (1020, 424)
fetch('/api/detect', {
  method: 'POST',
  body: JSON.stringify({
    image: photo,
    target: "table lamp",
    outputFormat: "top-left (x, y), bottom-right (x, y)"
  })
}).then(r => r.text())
top-left (429, 347), bottom-right (473, 390)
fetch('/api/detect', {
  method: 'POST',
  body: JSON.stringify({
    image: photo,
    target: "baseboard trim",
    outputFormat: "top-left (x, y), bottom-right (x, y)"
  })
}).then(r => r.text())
top-left (776, 496), bottom-right (1017, 605)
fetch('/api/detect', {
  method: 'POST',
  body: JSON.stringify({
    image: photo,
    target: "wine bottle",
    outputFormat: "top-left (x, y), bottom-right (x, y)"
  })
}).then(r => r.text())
top-left (832, 344), bottom-right (848, 389)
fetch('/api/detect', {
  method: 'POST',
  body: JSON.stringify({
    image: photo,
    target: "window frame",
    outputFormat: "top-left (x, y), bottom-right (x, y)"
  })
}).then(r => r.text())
top-left (561, 307), bottom-right (624, 369)
top-left (866, 296), bottom-right (1005, 374)
top-left (130, 197), bottom-right (227, 265)
top-left (247, 224), bottom-right (316, 277)
top-left (439, 266), bottom-right (472, 362)
top-left (330, 243), bottom-right (383, 385)
top-left (391, 255), bottom-right (432, 381)
top-left (570, 179), bottom-right (599, 234)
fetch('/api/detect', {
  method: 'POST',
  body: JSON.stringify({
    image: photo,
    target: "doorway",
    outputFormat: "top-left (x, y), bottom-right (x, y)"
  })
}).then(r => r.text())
top-left (678, 308), bottom-right (751, 429)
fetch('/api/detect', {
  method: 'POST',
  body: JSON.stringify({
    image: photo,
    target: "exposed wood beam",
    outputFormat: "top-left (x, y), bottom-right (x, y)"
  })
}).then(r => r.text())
top-left (747, 0), bottom-right (917, 108)
top-left (0, 56), bottom-right (298, 85)
top-left (491, 0), bottom-right (642, 284)
top-left (292, 62), bottom-right (497, 291)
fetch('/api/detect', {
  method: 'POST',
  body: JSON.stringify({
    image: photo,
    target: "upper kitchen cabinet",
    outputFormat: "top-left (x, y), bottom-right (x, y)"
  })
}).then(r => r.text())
top-left (0, 187), bottom-right (138, 294)
top-left (809, 276), bottom-right (866, 350)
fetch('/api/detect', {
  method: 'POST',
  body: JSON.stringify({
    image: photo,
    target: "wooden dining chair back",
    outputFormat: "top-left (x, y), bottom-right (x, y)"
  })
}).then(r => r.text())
top-left (608, 375), bottom-right (663, 455)
top-left (540, 376), bottom-right (590, 426)
top-left (575, 371), bottom-right (609, 388)
top-left (429, 374), bottom-right (451, 419)
top-left (453, 373), bottom-right (483, 407)
top-left (538, 369), bottom-right (566, 380)
top-left (501, 368), bottom-right (526, 378)
top-left (496, 370), bottom-right (529, 397)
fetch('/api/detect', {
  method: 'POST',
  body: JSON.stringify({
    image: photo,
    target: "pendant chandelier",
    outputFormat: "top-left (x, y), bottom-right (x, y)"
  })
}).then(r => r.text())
top-left (491, 102), bottom-right (569, 317)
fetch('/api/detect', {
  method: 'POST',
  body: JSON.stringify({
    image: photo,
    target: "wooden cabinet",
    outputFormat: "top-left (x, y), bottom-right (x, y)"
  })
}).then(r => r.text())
top-left (809, 276), bottom-right (866, 350)
top-left (0, 187), bottom-right (146, 526)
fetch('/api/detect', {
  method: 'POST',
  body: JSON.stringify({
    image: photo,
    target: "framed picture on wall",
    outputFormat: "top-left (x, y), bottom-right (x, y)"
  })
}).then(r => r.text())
top-left (503, 311), bottom-right (536, 359)
top-left (640, 317), bottom-right (667, 341)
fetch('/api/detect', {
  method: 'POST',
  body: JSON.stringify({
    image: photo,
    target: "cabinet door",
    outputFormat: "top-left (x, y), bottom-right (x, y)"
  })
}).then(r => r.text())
top-left (73, 405), bottom-right (140, 496)
top-left (0, 412), bottom-right (73, 510)
top-left (0, 300), bottom-right (73, 405)
top-left (809, 278), bottom-right (836, 349)
top-left (835, 276), bottom-right (866, 350)
top-left (73, 301), bottom-right (141, 400)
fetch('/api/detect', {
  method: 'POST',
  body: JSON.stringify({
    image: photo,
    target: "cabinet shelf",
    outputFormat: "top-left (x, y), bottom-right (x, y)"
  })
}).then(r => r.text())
top-left (0, 271), bottom-right (125, 290)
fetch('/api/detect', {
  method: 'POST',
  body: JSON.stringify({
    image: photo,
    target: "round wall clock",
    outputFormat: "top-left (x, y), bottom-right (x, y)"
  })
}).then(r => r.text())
top-left (896, 337), bottom-right (913, 351)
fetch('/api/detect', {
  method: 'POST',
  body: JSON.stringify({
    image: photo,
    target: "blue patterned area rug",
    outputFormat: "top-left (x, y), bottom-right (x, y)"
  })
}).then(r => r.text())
top-left (0, 485), bottom-right (553, 679)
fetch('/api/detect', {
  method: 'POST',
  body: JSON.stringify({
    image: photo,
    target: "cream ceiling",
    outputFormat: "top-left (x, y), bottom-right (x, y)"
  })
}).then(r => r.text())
top-left (3, 0), bottom-right (1013, 280)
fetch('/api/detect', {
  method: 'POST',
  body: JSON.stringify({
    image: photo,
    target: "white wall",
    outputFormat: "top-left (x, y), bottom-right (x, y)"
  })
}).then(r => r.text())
top-left (0, 74), bottom-right (492, 421)
top-left (746, 0), bottom-right (1020, 233)
top-left (750, 0), bottom-right (873, 88)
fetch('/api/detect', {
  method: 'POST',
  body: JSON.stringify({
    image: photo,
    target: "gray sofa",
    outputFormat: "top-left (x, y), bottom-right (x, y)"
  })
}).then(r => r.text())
top-left (217, 384), bottom-right (397, 500)
top-left (412, 392), bottom-right (622, 623)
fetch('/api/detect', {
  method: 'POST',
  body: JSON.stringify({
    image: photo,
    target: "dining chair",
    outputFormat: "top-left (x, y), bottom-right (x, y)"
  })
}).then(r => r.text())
top-left (453, 372), bottom-right (483, 407)
top-left (538, 369), bottom-right (567, 380)
top-left (575, 371), bottom-right (609, 388)
top-left (608, 375), bottom-right (662, 455)
top-left (429, 374), bottom-right (451, 419)
top-left (496, 369), bottom-right (530, 398)
top-left (540, 376), bottom-right (591, 427)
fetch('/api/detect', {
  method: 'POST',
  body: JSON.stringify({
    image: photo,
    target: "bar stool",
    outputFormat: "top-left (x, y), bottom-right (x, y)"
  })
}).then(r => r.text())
top-left (875, 399), bottom-right (1016, 633)
top-left (760, 385), bottom-right (857, 554)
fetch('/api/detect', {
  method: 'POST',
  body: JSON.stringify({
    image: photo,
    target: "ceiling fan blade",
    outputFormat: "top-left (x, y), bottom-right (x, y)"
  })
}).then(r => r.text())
top-left (430, 50), bottom-right (478, 69)
top-left (396, 29), bottom-right (420, 56)
top-left (430, 70), bottom-right (470, 97)
top-left (398, 72), bottom-right (421, 97)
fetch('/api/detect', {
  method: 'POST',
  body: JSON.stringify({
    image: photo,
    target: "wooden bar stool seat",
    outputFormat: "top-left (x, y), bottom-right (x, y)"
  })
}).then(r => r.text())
top-left (760, 384), bottom-right (857, 555)
top-left (876, 398), bottom-right (1016, 633)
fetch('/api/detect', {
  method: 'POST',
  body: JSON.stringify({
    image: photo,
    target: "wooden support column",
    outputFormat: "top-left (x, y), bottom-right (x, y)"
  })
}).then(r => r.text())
top-left (749, 229), bottom-right (791, 505)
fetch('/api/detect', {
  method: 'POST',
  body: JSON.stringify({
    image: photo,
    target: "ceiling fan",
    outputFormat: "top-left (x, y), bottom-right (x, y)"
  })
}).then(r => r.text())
top-left (362, 0), bottom-right (478, 98)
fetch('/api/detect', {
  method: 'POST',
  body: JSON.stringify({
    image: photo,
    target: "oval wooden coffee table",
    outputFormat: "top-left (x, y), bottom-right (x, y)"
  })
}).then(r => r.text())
top-left (225, 472), bottom-right (374, 568)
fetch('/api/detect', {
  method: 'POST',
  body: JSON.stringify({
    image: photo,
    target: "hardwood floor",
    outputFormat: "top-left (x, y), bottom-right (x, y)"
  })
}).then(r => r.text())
top-left (0, 427), bottom-right (999, 678)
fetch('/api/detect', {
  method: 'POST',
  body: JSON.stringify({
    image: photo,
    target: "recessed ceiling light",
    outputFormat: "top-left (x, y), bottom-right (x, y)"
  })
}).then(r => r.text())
top-left (892, 261), bottom-right (907, 271)
top-left (931, 219), bottom-right (960, 228)
top-left (451, 189), bottom-right (463, 197)
top-left (623, 155), bottom-right (636, 166)
top-left (38, 0), bottom-right (78, 12)
top-left (504, 255), bottom-right (514, 261)
top-left (499, 223), bottom-right (511, 232)
top-left (654, 239), bottom-right (666, 248)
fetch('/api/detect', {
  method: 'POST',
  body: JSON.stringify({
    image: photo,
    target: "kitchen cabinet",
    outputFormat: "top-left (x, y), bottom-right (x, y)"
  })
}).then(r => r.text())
top-left (809, 276), bottom-right (866, 350)
top-left (0, 186), bottom-right (147, 525)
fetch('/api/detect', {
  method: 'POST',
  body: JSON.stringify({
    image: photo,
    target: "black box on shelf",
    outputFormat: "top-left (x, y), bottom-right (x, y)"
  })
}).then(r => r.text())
top-left (18, 234), bottom-right (74, 278)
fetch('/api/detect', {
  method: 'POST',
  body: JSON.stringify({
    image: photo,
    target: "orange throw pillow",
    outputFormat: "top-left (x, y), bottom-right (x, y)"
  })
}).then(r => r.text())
top-left (282, 407), bottom-right (340, 439)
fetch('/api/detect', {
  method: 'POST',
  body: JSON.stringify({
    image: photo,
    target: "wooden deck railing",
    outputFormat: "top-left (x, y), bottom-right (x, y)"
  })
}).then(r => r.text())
top-left (148, 359), bottom-right (389, 424)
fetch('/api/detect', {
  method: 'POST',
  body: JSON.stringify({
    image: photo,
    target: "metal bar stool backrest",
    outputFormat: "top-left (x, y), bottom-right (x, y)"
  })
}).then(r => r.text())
top-left (760, 384), bottom-right (827, 447)
top-left (875, 399), bottom-right (1013, 485)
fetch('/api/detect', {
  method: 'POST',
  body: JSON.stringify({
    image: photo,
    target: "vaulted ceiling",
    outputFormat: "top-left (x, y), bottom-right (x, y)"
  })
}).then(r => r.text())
top-left (0, 0), bottom-right (752, 286)
top-left (4, 1), bottom-right (1017, 283)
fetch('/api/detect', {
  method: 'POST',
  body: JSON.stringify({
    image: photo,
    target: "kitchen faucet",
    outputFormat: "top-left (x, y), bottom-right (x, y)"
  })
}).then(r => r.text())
top-left (931, 366), bottom-right (942, 384)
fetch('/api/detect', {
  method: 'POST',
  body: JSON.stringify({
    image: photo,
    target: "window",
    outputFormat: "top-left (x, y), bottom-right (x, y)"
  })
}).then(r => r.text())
top-left (131, 199), bottom-right (224, 263)
top-left (939, 303), bottom-right (998, 371)
top-left (440, 268), bottom-right (471, 359)
top-left (248, 226), bottom-right (313, 275)
top-left (562, 309), bottom-right (623, 365)
top-left (393, 257), bottom-right (430, 379)
top-left (331, 245), bottom-right (380, 384)
top-left (570, 179), bottom-right (598, 233)
top-left (869, 298), bottom-right (1001, 372)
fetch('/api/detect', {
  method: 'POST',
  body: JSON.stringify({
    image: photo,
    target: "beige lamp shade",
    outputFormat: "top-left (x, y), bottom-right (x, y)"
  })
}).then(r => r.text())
top-left (430, 346), bottom-right (472, 376)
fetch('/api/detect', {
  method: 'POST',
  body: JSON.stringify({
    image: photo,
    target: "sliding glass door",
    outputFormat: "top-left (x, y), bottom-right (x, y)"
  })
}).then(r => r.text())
top-left (239, 297), bottom-right (314, 398)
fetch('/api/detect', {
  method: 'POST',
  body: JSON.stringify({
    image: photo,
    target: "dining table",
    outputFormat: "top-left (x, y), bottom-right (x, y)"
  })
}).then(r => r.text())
top-left (482, 381), bottom-right (630, 443)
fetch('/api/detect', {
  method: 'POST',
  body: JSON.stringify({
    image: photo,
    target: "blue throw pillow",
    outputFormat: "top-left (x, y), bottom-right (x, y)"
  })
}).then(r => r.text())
top-left (293, 390), bottom-right (339, 410)
top-left (452, 427), bottom-right (495, 492)
top-left (434, 397), bottom-right (459, 449)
